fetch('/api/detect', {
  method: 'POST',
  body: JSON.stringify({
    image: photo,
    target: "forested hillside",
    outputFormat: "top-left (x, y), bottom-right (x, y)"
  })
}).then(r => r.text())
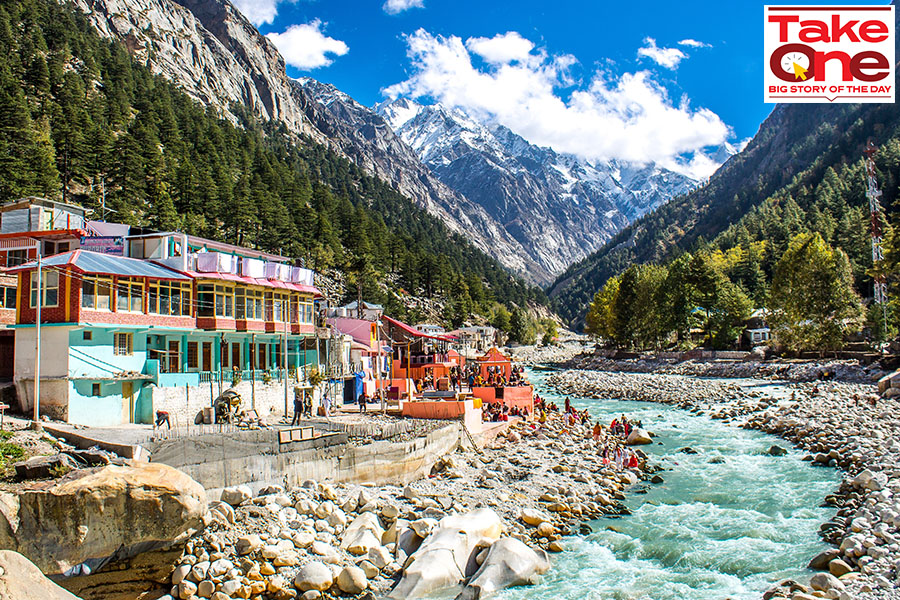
top-left (549, 97), bottom-right (900, 326)
top-left (0, 0), bottom-right (545, 320)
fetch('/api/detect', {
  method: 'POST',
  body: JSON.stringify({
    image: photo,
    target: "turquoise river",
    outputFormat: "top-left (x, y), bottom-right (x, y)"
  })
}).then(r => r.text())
top-left (494, 368), bottom-right (840, 600)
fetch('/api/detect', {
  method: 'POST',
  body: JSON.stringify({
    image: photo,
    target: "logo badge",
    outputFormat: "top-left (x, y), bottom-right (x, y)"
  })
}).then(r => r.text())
top-left (764, 5), bottom-right (895, 103)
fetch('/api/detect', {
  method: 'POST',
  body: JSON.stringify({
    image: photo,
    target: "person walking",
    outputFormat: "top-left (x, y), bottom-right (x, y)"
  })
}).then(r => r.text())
top-left (358, 392), bottom-right (367, 413)
top-left (291, 387), bottom-right (303, 426)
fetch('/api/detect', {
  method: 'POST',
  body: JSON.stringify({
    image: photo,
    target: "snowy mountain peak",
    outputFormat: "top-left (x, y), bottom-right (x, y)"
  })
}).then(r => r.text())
top-left (374, 97), bottom-right (424, 130)
top-left (376, 98), bottom-right (698, 276)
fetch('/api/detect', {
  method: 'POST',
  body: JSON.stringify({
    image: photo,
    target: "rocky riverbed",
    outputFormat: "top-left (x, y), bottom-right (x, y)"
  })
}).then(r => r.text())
top-left (157, 412), bottom-right (652, 600)
top-left (548, 368), bottom-right (899, 600)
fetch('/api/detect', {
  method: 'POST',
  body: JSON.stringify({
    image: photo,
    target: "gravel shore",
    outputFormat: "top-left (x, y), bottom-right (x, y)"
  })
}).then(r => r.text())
top-left (160, 410), bottom-right (652, 600)
top-left (548, 367), bottom-right (900, 600)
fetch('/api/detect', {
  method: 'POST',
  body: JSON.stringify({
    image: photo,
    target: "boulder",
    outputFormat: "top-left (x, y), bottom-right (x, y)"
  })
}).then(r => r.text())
top-left (293, 561), bottom-right (333, 592)
top-left (455, 538), bottom-right (550, 600)
top-left (341, 512), bottom-right (385, 556)
top-left (809, 572), bottom-right (845, 592)
top-left (220, 486), bottom-right (252, 507)
top-left (13, 454), bottom-right (81, 480)
top-left (0, 463), bottom-right (207, 575)
top-left (519, 509), bottom-right (549, 527)
top-left (808, 548), bottom-right (840, 571)
top-left (336, 566), bottom-right (367, 594)
top-left (767, 446), bottom-right (788, 457)
top-left (388, 509), bottom-right (503, 600)
top-left (828, 559), bottom-right (853, 577)
top-left (625, 428), bottom-right (652, 446)
top-left (0, 550), bottom-right (84, 599)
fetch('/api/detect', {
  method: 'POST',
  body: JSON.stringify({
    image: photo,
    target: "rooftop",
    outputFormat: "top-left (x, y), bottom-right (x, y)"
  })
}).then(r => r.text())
top-left (11, 250), bottom-right (190, 280)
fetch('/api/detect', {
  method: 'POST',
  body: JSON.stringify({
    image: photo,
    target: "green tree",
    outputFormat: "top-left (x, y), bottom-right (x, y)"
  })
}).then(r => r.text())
top-left (708, 280), bottom-right (753, 349)
top-left (509, 307), bottom-right (535, 345)
top-left (769, 232), bottom-right (863, 353)
top-left (585, 275), bottom-right (620, 344)
top-left (491, 305), bottom-right (512, 333)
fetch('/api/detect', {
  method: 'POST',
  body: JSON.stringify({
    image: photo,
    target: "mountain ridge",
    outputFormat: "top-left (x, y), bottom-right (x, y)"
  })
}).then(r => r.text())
top-left (375, 97), bottom-right (699, 278)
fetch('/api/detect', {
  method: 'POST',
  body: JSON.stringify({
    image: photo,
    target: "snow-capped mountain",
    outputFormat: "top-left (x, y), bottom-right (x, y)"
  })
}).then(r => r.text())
top-left (376, 98), bottom-right (698, 277)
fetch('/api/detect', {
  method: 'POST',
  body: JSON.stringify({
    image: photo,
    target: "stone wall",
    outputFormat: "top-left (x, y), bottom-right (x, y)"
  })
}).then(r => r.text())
top-left (148, 422), bottom-right (465, 497)
top-left (150, 378), bottom-right (302, 426)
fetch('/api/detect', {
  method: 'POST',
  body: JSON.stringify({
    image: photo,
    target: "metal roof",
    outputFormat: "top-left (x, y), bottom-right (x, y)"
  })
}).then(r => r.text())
top-left (11, 250), bottom-right (190, 280)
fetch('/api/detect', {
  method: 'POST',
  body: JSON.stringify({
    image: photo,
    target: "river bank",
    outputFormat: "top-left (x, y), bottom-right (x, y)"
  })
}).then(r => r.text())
top-left (548, 368), bottom-right (898, 600)
top-left (151, 406), bottom-right (651, 600)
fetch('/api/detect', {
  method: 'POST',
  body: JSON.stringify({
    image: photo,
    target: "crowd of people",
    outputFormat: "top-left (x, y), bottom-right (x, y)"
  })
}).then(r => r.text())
top-left (483, 401), bottom-right (530, 422)
top-left (528, 393), bottom-right (644, 471)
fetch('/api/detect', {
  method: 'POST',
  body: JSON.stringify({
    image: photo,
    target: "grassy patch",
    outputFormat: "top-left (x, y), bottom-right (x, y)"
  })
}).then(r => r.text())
top-left (0, 442), bottom-right (23, 461)
top-left (0, 430), bottom-right (12, 442)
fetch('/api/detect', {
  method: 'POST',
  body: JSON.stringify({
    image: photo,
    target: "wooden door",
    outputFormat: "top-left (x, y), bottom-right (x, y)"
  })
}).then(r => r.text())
top-left (232, 343), bottom-right (241, 371)
top-left (168, 340), bottom-right (179, 373)
top-left (122, 381), bottom-right (134, 423)
top-left (202, 342), bottom-right (212, 372)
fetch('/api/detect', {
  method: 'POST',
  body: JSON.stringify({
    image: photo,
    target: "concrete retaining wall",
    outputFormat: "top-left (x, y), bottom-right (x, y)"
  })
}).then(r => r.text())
top-left (148, 422), bottom-right (465, 497)
top-left (150, 379), bottom-right (298, 428)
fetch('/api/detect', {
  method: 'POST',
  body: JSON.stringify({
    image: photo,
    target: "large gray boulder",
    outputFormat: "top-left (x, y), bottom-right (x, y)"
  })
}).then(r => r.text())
top-left (625, 428), bottom-right (652, 445)
top-left (0, 550), bottom-right (84, 599)
top-left (0, 463), bottom-right (207, 574)
top-left (389, 509), bottom-right (503, 599)
top-left (456, 538), bottom-right (550, 600)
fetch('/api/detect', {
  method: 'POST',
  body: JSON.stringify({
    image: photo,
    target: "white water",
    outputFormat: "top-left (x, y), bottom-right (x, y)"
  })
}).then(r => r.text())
top-left (495, 369), bottom-right (838, 600)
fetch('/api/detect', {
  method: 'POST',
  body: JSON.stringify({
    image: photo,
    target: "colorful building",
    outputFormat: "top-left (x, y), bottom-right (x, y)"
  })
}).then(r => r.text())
top-left (12, 237), bottom-right (323, 427)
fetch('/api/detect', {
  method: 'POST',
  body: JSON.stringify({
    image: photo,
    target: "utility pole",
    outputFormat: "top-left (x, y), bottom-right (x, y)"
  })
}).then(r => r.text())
top-left (866, 140), bottom-right (889, 332)
top-left (283, 297), bottom-right (289, 419)
top-left (32, 253), bottom-right (42, 431)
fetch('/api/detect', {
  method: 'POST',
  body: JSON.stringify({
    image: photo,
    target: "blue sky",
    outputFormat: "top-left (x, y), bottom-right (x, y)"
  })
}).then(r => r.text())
top-left (233, 0), bottom-right (889, 178)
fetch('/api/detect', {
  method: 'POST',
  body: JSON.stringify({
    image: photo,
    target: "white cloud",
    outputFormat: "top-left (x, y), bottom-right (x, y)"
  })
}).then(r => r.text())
top-left (678, 38), bottom-right (711, 48)
top-left (384, 29), bottom-right (731, 179)
top-left (231, 0), bottom-right (287, 26)
top-left (466, 32), bottom-right (535, 65)
top-left (637, 37), bottom-right (686, 69)
top-left (266, 20), bottom-right (348, 70)
top-left (383, 0), bottom-right (424, 15)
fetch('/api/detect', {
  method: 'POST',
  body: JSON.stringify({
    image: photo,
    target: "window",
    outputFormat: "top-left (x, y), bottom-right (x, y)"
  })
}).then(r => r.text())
top-left (92, 383), bottom-right (101, 396)
top-left (81, 276), bottom-right (113, 311)
top-left (246, 289), bottom-right (263, 320)
top-left (149, 281), bottom-right (192, 316)
top-left (198, 284), bottom-right (234, 318)
top-left (186, 341), bottom-right (199, 370)
top-left (265, 292), bottom-right (289, 322)
top-left (7, 250), bottom-right (27, 267)
top-left (30, 270), bottom-right (59, 308)
top-left (234, 288), bottom-right (245, 319)
top-left (0, 286), bottom-right (15, 309)
top-left (83, 331), bottom-right (92, 340)
top-left (297, 297), bottom-right (314, 324)
top-left (114, 332), bottom-right (133, 356)
top-left (116, 278), bottom-right (144, 312)
top-left (42, 241), bottom-right (70, 256)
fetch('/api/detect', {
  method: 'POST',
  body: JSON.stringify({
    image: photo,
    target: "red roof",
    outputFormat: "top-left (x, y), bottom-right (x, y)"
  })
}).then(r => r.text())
top-left (383, 315), bottom-right (453, 341)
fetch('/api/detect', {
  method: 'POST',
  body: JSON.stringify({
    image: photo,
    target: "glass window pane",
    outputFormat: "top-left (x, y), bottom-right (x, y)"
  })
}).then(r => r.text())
top-left (82, 280), bottom-right (95, 308)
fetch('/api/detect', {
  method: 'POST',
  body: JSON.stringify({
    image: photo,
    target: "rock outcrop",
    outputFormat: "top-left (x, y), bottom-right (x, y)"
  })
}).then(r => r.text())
top-left (0, 462), bottom-right (207, 574)
top-left (0, 550), bottom-right (85, 600)
top-left (389, 508), bottom-right (503, 599)
top-left (456, 537), bottom-right (550, 600)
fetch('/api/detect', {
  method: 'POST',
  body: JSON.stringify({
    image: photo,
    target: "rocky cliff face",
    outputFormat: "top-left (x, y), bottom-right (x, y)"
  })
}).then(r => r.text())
top-left (72, 0), bottom-right (317, 139)
top-left (376, 99), bottom-right (698, 276)
top-left (68, 0), bottom-right (695, 285)
top-left (67, 0), bottom-right (550, 283)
